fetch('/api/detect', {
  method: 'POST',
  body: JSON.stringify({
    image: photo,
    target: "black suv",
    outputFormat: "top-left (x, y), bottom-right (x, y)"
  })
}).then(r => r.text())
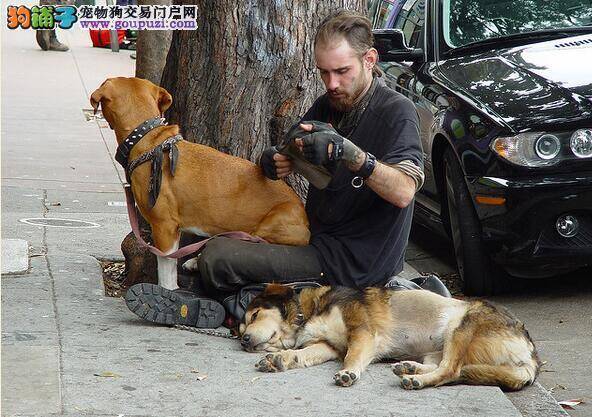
top-left (369, 0), bottom-right (592, 295)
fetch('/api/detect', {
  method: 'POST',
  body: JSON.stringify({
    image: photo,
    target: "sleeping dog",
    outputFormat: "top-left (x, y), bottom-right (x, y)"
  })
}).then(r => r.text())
top-left (239, 284), bottom-right (540, 390)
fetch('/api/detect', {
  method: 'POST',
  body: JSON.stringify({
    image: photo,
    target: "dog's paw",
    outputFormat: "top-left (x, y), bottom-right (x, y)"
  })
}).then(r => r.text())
top-left (392, 361), bottom-right (417, 376)
top-left (255, 353), bottom-right (286, 373)
top-left (182, 258), bottom-right (199, 272)
top-left (333, 369), bottom-right (359, 387)
top-left (400, 376), bottom-right (423, 390)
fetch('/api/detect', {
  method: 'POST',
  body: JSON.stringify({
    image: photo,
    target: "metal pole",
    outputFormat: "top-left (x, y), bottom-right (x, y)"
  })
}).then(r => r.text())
top-left (105, 0), bottom-right (120, 52)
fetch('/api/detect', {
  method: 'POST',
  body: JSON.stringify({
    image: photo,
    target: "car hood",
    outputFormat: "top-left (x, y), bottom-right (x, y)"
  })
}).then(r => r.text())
top-left (438, 34), bottom-right (592, 132)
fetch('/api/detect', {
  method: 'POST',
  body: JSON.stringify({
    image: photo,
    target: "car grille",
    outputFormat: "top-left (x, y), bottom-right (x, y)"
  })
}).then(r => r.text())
top-left (535, 214), bottom-right (592, 255)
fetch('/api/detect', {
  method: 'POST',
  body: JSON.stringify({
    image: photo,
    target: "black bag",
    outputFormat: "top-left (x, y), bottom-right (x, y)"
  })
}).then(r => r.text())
top-left (222, 281), bottom-right (322, 322)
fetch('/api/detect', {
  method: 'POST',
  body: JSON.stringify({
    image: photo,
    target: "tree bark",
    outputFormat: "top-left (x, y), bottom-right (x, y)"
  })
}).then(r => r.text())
top-left (161, 1), bottom-right (365, 166)
top-left (135, 0), bottom-right (173, 85)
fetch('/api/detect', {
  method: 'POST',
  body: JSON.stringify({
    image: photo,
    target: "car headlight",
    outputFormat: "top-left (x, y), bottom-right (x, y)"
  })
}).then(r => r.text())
top-left (491, 130), bottom-right (592, 167)
top-left (534, 134), bottom-right (561, 160)
top-left (491, 133), bottom-right (561, 167)
top-left (570, 129), bottom-right (592, 158)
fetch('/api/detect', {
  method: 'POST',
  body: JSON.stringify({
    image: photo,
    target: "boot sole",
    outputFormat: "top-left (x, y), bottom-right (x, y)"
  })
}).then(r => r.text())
top-left (125, 283), bottom-right (225, 328)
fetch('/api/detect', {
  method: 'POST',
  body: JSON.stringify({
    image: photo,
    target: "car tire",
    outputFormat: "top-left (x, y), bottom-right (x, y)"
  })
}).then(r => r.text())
top-left (443, 148), bottom-right (495, 295)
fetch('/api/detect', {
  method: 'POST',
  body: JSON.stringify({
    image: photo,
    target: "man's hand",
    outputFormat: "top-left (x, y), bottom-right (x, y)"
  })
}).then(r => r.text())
top-left (296, 122), bottom-right (365, 171)
top-left (274, 153), bottom-right (293, 178)
top-left (295, 122), bottom-right (343, 166)
top-left (259, 146), bottom-right (293, 179)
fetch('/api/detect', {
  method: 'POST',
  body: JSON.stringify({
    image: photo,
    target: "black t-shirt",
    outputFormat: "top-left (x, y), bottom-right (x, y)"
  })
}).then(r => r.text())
top-left (301, 80), bottom-right (423, 288)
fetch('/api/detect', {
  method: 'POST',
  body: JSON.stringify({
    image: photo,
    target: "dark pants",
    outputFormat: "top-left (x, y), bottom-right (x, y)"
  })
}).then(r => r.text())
top-left (196, 237), bottom-right (325, 295)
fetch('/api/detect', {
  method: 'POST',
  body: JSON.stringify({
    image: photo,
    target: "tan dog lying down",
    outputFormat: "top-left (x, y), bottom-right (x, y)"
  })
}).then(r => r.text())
top-left (240, 284), bottom-right (540, 390)
top-left (90, 77), bottom-right (309, 290)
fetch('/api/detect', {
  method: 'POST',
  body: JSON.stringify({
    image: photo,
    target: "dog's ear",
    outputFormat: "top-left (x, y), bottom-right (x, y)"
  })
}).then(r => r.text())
top-left (264, 283), bottom-right (294, 298)
top-left (157, 87), bottom-right (172, 114)
top-left (90, 80), bottom-right (112, 115)
top-left (90, 87), bottom-right (104, 115)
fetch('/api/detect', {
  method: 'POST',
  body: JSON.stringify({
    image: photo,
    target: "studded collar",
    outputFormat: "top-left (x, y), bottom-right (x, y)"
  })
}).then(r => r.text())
top-left (115, 117), bottom-right (167, 168)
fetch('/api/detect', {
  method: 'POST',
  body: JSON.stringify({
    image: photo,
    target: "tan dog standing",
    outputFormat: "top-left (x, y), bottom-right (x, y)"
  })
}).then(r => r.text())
top-left (90, 77), bottom-right (310, 290)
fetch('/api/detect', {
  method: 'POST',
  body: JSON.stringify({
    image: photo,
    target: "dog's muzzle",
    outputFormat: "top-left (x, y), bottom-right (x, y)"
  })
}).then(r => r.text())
top-left (240, 334), bottom-right (252, 349)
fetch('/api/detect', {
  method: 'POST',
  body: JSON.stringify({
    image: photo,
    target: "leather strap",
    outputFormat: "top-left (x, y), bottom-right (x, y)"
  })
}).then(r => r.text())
top-left (356, 152), bottom-right (377, 179)
top-left (115, 117), bottom-right (167, 168)
top-left (329, 135), bottom-right (345, 160)
top-left (127, 135), bottom-right (182, 176)
top-left (127, 134), bottom-right (182, 207)
top-left (123, 185), bottom-right (267, 259)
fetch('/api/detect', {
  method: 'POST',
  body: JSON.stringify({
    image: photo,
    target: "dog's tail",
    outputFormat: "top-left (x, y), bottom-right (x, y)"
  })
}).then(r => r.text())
top-left (459, 362), bottom-right (538, 391)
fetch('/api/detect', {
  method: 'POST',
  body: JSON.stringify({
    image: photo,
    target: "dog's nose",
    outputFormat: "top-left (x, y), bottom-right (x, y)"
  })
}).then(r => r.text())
top-left (241, 334), bottom-right (251, 348)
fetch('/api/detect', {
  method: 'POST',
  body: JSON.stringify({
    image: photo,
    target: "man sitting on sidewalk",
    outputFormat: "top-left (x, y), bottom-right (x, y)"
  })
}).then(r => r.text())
top-left (125, 10), bottom-right (448, 328)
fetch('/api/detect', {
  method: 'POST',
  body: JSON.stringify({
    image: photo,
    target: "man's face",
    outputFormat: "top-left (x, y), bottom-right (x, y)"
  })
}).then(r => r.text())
top-left (315, 38), bottom-right (372, 112)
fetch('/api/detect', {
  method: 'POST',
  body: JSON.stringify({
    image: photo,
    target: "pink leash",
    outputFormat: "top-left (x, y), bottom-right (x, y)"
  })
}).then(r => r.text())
top-left (123, 185), bottom-right (267, 259)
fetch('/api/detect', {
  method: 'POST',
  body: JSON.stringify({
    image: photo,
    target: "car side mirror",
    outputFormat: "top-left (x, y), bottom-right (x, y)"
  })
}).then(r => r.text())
top-left (373, 29), bottom-right (424, 62)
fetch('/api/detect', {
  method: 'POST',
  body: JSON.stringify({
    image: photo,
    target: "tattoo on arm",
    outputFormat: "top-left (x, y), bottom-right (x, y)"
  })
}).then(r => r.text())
top-left (343, 140), bottom-right (365, 171)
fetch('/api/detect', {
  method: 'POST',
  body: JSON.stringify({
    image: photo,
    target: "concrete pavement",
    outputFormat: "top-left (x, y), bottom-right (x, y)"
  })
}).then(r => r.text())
top-left (1, 16), bottom-right (568, 417)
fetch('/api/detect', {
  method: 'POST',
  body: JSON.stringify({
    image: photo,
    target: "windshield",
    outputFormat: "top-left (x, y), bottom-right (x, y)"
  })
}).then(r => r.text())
top-left (443, 0), bottom-right (592, 48)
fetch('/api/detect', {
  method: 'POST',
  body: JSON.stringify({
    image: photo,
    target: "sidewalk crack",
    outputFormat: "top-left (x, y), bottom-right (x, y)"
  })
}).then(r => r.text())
top-left (42, 188), bottom-right (64, 415)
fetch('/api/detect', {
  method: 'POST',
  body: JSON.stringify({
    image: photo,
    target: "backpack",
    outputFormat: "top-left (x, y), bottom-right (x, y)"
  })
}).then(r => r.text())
top-left (89, 29), bottom-right (126, 48)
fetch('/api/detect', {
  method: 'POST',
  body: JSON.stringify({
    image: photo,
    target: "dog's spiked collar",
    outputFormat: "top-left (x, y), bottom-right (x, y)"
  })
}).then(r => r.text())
top-left (115, 117), bottom-right (167, 168)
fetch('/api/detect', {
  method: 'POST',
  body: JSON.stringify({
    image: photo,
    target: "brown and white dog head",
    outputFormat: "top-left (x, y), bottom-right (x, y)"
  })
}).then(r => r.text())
top-left (89, 77), bottom-right (172, 142)
top-left (239, 284), bottom-right (303, 352)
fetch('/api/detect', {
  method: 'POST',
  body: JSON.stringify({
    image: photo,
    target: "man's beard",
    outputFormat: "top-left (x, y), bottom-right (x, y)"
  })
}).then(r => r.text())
top-left (327, 70), bottom-right (368, 112)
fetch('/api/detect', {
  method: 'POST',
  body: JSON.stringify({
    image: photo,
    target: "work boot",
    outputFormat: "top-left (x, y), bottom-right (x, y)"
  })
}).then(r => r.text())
top-left (410, 274), bottom-right (452, 298)
top-left (385, 273), bottom-right (452, 298)
top-left (35, 29), bottom-right (50, 51)
top-left (125, 283), bottom-right (226, 328)
top-left (48, 30), bottom-right (69, 51)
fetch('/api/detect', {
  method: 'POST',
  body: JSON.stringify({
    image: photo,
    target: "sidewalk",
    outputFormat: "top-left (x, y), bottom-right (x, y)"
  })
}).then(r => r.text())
top-left (1, 23), bottom-right (566, 417)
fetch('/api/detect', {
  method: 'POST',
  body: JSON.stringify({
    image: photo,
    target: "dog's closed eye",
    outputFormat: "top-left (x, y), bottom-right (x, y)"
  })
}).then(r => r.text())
top-left (251, 311), bottom-right (259, 321)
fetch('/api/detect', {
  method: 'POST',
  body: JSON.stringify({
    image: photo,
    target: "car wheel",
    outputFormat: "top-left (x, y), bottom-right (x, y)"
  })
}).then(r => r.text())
top-left (443, 148), bottom-right (495, 295)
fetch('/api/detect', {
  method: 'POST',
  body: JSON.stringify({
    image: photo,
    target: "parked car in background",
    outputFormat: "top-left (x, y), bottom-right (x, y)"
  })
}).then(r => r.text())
top-left (368, 0), bottom-right (592, 295)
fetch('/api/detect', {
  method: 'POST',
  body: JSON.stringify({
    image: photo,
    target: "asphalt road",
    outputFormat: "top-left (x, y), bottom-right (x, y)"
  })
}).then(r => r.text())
top-left (406, 224), bottom-right (592, 417)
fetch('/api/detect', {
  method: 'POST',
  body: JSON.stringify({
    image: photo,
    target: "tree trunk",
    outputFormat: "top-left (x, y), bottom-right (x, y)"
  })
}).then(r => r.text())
top-left (135, 0), bottom-right (173, 85)
top-left (161, 1), bottom-right (365, 174)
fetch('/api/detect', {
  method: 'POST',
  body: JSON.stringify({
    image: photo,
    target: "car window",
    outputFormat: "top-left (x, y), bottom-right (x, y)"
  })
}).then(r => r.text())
top-left (369, 0), bottom-right (426, 49)
top-left (444, 0), bottom-right (592, 48)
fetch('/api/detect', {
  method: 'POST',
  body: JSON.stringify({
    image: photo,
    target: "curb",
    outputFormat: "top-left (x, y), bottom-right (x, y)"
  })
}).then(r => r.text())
top-left (506, 381), bottom-right (570, 417)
